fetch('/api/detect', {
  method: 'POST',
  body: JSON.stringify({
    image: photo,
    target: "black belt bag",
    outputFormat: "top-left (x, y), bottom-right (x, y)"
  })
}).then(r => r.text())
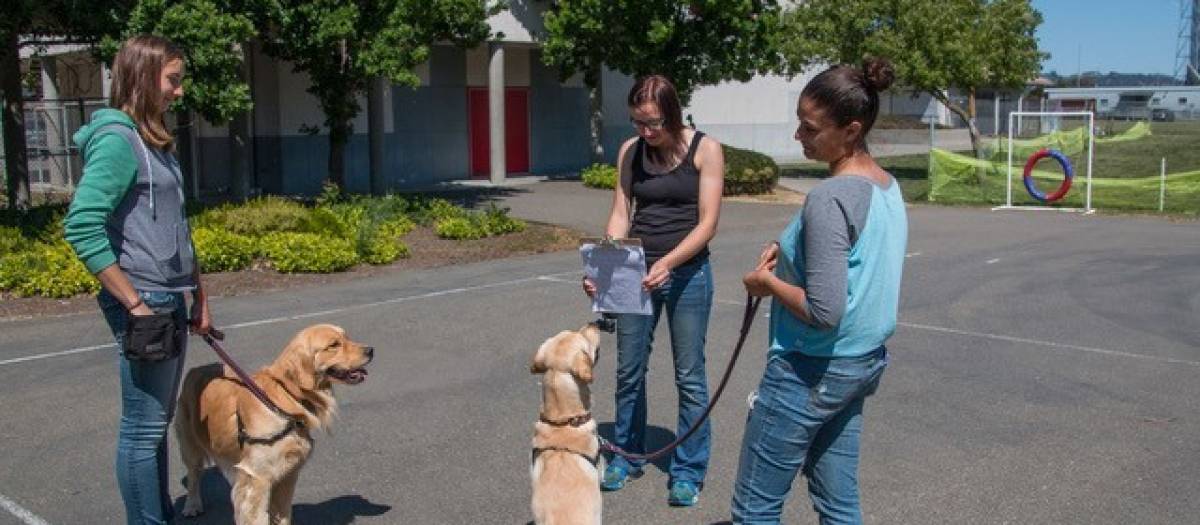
top-left (123, 312), bottom-right (184, 362)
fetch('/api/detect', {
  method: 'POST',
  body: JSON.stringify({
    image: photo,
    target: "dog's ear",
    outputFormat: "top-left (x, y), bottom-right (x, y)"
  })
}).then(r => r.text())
top-left (530, 340), bottom-right (550, 374)
top-left (571, 340), bottom-right (594, 383)
top-left (279, 329), bottom-right (319, 391)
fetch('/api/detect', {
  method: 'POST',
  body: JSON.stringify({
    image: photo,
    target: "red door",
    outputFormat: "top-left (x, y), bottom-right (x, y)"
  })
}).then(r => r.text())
top-left (469, 87), bottom-right (530, 178)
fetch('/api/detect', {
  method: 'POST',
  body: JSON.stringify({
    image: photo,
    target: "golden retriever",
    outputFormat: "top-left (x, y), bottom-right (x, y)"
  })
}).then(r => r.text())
top-left (175, 323), bottom-right (373, 525)
top-left (529, 323), bottom-right (603, 525)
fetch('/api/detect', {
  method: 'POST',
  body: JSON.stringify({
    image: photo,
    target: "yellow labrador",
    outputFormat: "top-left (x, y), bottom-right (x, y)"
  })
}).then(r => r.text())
top-left (175, 324), bottom-right (373, 525)
top-left (529, 323), bottom-right (603, 525)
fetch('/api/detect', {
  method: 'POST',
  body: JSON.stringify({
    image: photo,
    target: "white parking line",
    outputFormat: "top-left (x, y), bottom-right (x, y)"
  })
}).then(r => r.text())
top-left (986, 258), bottom-right (1000, 264)
top-left (898, 321), bottom-right (1200, 368)
top-left (0, 493), bottom-right (50, 525)
top-left (0, 272), bottom-right (577, 368)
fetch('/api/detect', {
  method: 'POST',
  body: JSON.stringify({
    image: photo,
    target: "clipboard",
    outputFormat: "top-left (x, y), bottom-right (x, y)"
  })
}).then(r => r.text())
top-left (579, 237), bottom-right (652, 315)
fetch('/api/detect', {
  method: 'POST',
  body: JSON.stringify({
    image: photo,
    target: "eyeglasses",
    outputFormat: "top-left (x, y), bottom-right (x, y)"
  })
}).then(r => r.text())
top-left (629, 117), bottom-right (666, 131)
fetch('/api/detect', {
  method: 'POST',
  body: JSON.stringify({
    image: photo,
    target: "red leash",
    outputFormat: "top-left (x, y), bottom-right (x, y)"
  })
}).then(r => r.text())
top-left (599, 294), bottom-right (762, 462)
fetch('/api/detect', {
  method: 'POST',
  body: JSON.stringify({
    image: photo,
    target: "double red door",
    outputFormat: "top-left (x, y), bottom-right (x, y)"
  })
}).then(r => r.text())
top-left (469, 87), bottom-right (530, 177)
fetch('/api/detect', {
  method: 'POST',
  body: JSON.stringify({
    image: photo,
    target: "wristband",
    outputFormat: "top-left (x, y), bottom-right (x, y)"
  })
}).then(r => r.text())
top-left (127, 297), bottom-right (144, 312)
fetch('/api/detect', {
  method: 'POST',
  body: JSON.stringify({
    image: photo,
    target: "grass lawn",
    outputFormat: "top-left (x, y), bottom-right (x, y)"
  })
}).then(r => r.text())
top-left (781, 120), bottom-right (1200, 214)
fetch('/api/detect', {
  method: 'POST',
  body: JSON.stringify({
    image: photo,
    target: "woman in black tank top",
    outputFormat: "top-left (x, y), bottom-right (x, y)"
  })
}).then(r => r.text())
top-left (580, 75), bottom-right (725, 506)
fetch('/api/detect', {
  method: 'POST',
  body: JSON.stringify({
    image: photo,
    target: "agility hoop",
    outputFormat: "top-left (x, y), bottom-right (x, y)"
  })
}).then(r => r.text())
top-left (1022, 148), bottom-right (1074, 203)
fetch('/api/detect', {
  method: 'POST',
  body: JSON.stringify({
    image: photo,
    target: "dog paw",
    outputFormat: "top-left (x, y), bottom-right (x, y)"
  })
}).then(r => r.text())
top-left (181, 499), bottom-right (204, 517)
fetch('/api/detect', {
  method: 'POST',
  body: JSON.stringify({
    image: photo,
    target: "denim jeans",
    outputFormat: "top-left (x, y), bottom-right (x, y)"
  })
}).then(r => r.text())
top-left (99, 289), bottom-right (189, 525)
top-left (609, 257), bottom-right (713, 486)
top-left (730, 346), bottom-right (888, 525)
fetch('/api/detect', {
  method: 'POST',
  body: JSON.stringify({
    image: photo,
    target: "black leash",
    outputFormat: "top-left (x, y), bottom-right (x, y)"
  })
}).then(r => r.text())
top-left (199, 328), bottom-right (305, 445)
top-left (599, 294), bottom-right (762, 462)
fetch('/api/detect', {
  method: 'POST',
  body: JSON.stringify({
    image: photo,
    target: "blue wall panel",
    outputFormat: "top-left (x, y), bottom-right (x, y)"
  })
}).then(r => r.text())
top-left (530, 52), bottom-right (590, 174)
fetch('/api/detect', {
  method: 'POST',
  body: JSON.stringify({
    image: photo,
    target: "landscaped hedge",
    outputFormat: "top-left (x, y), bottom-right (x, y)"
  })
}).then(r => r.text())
top-left (722, 144), bottom-right (779, 195)
top-left (1, 191), bottom-right (526, 298)
top-left (578, 144), bottom-right (779, 195)
top-left (582, 164), bottom-right (618, 189)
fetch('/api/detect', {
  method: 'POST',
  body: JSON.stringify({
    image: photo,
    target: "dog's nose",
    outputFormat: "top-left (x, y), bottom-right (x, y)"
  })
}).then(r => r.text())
top-left (364, 347), bottom-right (375, 359)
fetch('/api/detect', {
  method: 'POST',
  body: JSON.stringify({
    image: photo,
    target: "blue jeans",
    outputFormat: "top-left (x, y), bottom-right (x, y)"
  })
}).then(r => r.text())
top-left (609, 257), bottom-right (713, 486)
top-left (730, 347), bottom-right (888, 525)
top-left (99, 289), bottom-right (189, 525)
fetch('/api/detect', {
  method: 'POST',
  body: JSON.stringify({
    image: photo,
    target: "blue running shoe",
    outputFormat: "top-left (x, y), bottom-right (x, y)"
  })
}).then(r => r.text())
top-left (600, 464), bottom-right (642, 491)
top-left (667, 481), bottom-right (700, 507)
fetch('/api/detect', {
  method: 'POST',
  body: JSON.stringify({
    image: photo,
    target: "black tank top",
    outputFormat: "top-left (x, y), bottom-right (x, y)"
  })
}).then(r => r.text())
top-left (628, 131), bottom-right (709, 267)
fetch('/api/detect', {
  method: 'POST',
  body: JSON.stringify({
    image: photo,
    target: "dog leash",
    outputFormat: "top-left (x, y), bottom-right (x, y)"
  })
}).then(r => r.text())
top-left (598, 294), bottom-right (762, 462)
top-left (200, 328), bottom-right (303, 428)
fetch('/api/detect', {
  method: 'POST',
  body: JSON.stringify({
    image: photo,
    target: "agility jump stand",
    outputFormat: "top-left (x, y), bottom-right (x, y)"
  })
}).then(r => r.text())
top-left (993, 111), bottom-right (1095, 214)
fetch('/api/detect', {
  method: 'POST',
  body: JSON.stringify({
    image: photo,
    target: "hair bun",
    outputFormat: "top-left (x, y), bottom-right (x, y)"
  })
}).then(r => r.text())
top-left (862, 58), bottom-right (895, 92)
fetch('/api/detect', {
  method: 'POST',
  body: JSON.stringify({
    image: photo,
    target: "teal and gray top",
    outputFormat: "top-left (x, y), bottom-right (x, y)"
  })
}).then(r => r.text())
top-left (64, 108), bottom-right (197, 292)
top-left (769, 174), bottom-right (908, 358)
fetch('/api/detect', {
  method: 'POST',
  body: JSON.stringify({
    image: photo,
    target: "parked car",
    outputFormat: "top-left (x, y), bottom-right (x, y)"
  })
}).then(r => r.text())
top-left (1151, 108), bottom-right (1175, 122)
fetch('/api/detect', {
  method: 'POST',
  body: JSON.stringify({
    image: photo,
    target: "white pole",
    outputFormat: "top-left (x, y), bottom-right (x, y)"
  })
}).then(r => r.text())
top-left (1006, 111), bottom-right (1014, 207)
top-left (1159, 157), bottom-right (1166, 212)
top-left (994, 96), bottom-right (1000, 136)
top-left (928, 117), bottom-right (935, 180)
top-left (1085, 112), bottom-right (1094, 213)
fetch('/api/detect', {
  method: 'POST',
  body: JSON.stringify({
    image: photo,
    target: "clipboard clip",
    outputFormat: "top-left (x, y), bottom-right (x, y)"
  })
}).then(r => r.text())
top-left (580, 236), bottom-right (643, 249)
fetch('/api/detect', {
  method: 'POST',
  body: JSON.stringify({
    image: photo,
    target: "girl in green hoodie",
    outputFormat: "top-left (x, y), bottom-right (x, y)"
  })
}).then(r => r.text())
top-left (65, 35), bottom-right (212, 525)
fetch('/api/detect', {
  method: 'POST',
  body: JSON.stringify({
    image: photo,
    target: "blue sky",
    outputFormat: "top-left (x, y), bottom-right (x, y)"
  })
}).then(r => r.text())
top-left (1033, 0), bottom-right (1183, 76)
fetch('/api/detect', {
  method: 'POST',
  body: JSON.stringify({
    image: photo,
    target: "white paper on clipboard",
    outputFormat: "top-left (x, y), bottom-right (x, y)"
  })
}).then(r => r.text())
top-left (580, 238), bottom-right (652, 315)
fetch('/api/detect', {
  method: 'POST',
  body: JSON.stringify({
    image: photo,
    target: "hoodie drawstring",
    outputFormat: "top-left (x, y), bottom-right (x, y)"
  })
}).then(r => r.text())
top-left (133, 132), bottom-right (155, 218)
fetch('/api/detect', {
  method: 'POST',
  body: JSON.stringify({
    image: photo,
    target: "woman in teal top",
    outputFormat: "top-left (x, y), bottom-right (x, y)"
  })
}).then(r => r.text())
top-left (730, 59), bottom-right (908, 524)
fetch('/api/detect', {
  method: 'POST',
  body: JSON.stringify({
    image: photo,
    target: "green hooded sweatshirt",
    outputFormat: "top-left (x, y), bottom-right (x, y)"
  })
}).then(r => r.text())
top-left (64, 108), bottom-right (196, 291)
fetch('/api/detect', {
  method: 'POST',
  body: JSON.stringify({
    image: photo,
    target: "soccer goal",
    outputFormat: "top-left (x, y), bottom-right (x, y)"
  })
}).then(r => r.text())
top-left (994, 111), bottom-right (1095, 214)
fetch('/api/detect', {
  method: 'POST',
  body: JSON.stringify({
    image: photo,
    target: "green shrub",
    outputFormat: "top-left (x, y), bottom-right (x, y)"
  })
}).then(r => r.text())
top-left (195, 197), bottom-right (310, 235)
top-left (192, 227), bottom-right (256, 272)
top-left (306, 204), bottom-right (363, 238)
top-left (435, 217), bottom-right (483, 240)
top-left (477, 204), bottom-right (526, 236)
top-left (360, 231), bottom-right (411, 264)
top-left (581, 163), bottom-right (618, 189)
top-left (260, 232), bottom-right (359, 273)
top-left (0, 242), bottom-right (99, 298)
top-left (723, 144), bottom-right (779, 195)
top-left (0, 226), bottom-right (32, 256)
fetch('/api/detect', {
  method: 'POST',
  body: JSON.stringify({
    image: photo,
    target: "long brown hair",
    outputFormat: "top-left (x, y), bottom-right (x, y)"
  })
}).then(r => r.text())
top-left (109, 35), bottom-right (184, 150)
top-left (627, 75), bottom-right (686, 165)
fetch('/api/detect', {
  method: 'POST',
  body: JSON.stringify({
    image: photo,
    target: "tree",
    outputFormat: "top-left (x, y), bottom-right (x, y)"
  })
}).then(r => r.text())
top-left (249, 0), bottom-right (495, 189)
top-left (116, 0), bottom-right (257, 200)
top-left (541, 0), bottom-right (781, 163)
top-left (1, 1), bottom-right (127, 209)
top-left (776, 0), bottom-right (1045, 157)
top-left (1, 0), bottom-right (256, 209)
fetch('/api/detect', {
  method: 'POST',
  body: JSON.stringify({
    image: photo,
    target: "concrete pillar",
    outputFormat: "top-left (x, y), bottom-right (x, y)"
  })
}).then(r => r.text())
top-left (228, 44), bottom-right (254, 201)
top-left (101, 62), bottom-right (112, 101)
top-left (40, 57), bottom-right (68, 187)
top-left (368, 76), bottom-right (387, 194)
top-left (488, 42), bottom-right (506, 185)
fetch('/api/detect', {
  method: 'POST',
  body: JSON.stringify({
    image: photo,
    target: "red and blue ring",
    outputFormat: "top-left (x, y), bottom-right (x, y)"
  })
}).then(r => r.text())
top-left (1022, 148), bottom-right (1074, 203)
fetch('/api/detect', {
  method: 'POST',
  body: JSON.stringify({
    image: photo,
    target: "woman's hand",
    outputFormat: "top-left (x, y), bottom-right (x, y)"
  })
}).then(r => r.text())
top-left (642, 260), bottom-right (672, 291)
top-left (189, 290), bottom-right (212, 335)
top-left (743, 242), bottom-right (780, 297)
top-left (582, 276), bottom-right (597, 298)
top-left (129, 303), bottom-right (155, 316)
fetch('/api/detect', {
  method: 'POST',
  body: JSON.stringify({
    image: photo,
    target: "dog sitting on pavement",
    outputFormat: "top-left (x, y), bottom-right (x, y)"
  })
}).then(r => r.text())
top-left (529, 323), bottom-right (604, 525)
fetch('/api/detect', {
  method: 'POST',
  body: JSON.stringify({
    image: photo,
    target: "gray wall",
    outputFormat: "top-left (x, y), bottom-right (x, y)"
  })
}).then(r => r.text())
top-left (529, 50), bottom-right (589, 174)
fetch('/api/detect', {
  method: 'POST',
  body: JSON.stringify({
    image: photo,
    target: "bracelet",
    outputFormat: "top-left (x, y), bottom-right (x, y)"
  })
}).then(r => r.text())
top-left (127, 297), bottom-right (144, 312)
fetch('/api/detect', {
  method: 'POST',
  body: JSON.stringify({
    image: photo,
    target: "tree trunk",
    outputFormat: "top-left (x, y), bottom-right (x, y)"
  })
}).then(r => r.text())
top-left (367, 76), bottom-right (386, 195)
top-left (586, 64), bottom-right (604, 165)
top-left (933, 90), bottom-right (986, 184)
top-left (327, 118), bottom-right (349, 189)
top-left (1, 30), bottom-right (31, 209)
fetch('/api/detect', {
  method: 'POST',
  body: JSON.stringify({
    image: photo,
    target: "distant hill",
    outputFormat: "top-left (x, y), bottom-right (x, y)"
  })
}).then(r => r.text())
top-left (1043, 71), bottom-right (1183, 87)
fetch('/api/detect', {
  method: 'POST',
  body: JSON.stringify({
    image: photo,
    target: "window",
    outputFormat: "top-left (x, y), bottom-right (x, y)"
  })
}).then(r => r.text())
top-left (1151, 97), bottom-right (1161, 104)
top-left (1100, 99), bottom-right (1109, 106)
top-left (1180, 97), bottom-right (1188, 104)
